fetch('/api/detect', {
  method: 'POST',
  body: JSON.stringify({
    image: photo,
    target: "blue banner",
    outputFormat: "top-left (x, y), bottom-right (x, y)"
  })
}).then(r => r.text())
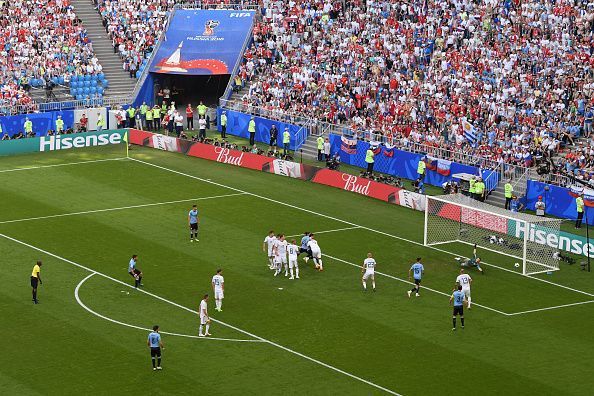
top-left (150, 10), bottom-right (255, 75)
top-left (526, 180), bottom-right (594, 225)
top-left (0, 110), bottom-right (74, 137)
top-left (329, 135), bottom-right (478, 187)
top-left (217, 108), bottom-right (304, 151)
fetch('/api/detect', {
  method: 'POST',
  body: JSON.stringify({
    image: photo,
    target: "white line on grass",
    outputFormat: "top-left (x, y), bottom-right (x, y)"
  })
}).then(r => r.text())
top-left (75, 273), bottom-right (263, 343)
top-left (507, 300), bottom-right (594, 316)
top-left (285, 226), bottom-right (361, 239)
top-left (128, 157), bottom-right (594, 300)
top-left (0, 193), bottom-right (246, 225)
top-left (323, 253), bottom-right (510, 316)
top-left (0, 157), bottom-right (128, 173)
top-left (1, 233), bottom-right (402, 396)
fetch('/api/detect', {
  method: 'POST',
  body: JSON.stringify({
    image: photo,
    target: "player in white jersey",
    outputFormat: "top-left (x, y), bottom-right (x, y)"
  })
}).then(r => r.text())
top-left (272, 234), bottom-right (288, 277)
top-left (212, 269), bottom-right (225, 312)
top-left (199, 294), bottom-right (211, 337)
top-left (307, 234), bottom-right (323, 271)
top-left (455, 269), bottom-right (473, 309)
top-left (263, 230), bottom-right (276, 269)
top-left (287, 239), bottom-right (300, 279)
top-left (361, 252), bottom-right (376, 291)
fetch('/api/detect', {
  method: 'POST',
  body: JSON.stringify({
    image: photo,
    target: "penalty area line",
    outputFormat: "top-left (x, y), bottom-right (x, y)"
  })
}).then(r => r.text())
top-left (507, 300), bottom-right (594, 316)
top-left (0, 192), bottom-right (246, 225)
top-left (285, 226), bottom-right (361, 239)
top-left (75, 273), bottom-right (261, 343)
top-left (127, 157), bottom-right (594, 301)
top-left (1, 233), bottom-right (402, 396)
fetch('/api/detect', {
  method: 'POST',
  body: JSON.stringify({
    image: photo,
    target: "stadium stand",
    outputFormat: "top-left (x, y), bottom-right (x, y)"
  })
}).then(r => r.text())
top-left (0, 0), bottom-right (105, 108)
top-left (230, 0), bottom-right (594, 169)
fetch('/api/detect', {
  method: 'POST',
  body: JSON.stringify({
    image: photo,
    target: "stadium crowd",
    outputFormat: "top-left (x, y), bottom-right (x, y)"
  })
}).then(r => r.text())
top-left (96, 0), bottom-right (175, 78)
top-left (233, 0), bottom-right (594, 169)
top-left (0, 0), bottom-right (101, 111)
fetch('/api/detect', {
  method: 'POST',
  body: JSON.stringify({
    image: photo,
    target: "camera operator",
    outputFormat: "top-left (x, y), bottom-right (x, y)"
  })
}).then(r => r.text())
top-left (326, 153), bottom-right (340, 171)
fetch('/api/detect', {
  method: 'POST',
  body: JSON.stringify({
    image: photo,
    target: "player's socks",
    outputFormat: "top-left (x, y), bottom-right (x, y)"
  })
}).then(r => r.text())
top-left (468, 297), bottom-right (472, 308)
top-left (461, 317), bottom-right (465, 328)
top-left (138, 276), bottom-right (143, 286)
top-left (362, 281), bottom-right (367, 290)
top-left (205, 324), bottom-right (210, 335)
top-left (199, 325), bottom-right (203, 336)
top-left (372, 281), bottom-right (376, 290)
top-left (157, 358), bottom-right (162, 367)
top-left (295, 267), bottom-right (299, 278)
top-left (452, 318), bottom-right (456, 329)
top-left (152, 357), bottom-right (156, 368)
top-left (32, 290), bottom-right (37, 301)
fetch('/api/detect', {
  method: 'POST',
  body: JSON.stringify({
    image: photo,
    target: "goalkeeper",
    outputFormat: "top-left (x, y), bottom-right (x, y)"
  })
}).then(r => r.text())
top-left (455, 244), bottom-right (484, 274)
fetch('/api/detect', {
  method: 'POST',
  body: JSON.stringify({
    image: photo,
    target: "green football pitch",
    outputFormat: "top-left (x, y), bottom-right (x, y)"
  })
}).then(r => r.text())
top-left (2, 143), bottom-right (594, 396)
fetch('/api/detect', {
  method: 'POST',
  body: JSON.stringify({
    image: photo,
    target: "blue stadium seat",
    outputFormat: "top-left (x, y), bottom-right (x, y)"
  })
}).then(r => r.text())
top-left (83, 87), bottom-right (90, 95)
top-left (97, 87), bottom-right (104, 95)
top-left (57, 76), bottom-right (64, 85)
top-left (98, 73), bottom-right (105, 81)
top-left (84, 75), bottom-right (91, 82)
top-left (90, 86), bottom-right (97, 94)
top-left (83, 80), bottom-right (90, 87)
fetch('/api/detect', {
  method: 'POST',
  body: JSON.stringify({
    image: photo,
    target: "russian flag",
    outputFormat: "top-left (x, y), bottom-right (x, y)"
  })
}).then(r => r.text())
top-left (437, 159), bottom-right (452, 176)
top-left (383, 146), bottom-right (394, 157)
top-left (569, 186), bottom-right (594, 207)
top-left (340, 136), bottom-right (358, 155)
top-left (426, 155), bottom-right (437, 171)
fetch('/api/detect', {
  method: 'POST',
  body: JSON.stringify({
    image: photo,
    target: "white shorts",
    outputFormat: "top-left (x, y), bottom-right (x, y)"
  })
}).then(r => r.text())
top-left (274, 256), bottom-right (282, 265)
top-left (280, 255), bottom-right (287, 264)
top-left (462, 288), bottom-right (471, 298)
top-left (288, 258), bottom-right (298, 268)
top-left (200, 316), bottom-right (209, 325)
top-left (214, 290), bottom-right (224, 300)
top-left (363, 270), bottom-right (374, 280)
top-left (311, 249), bottom-right (322, 259)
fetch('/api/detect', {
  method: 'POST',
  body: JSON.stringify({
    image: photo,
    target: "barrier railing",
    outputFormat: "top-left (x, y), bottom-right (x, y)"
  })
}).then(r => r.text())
top-left (483, 162), bottom-right (503, 193)
top-left (175, 2), bottom-right (260, 10)
top-left (0, 95), bottom-right (132, 116)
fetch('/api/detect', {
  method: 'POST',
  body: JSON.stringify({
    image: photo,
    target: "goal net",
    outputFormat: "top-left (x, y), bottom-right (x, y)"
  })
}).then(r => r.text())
top-left (424, 194), bottom-right (562, 275)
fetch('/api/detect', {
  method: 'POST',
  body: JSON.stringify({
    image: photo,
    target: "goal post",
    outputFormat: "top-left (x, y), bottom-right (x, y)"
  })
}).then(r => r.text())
top-left (424, 194), bottom-right (562, 275)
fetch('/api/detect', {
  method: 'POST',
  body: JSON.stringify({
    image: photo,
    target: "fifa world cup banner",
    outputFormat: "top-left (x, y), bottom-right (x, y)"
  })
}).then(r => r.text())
top-left (149, 10), bottom-right (255, 75)
top-left (311, 169), bottom-right (426, 211)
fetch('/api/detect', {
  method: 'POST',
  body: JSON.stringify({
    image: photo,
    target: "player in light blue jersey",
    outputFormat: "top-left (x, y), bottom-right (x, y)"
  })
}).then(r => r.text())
top-left (147, 325), bottom-right (164, 370)
top-left (128, 254), bottom-right (143, 288)
top-left (407, 258), bottom-right (424, 298)
top-left (188, 205), bottom-right (199, 242)
top-left (449, 285), bottom-right (467, 331)
top-left (299, 232), bottom-right (313, 263)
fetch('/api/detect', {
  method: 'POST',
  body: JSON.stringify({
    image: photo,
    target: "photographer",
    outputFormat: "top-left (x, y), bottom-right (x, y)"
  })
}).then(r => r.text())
top-left (326, 153), bottom-right (340, 171)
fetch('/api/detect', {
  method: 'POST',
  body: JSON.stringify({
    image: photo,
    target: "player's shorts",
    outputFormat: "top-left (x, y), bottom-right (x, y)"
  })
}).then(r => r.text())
top-left (462, 288), bottom-right (471, 298)
top-left (190, 223), bottom-right (198, 231)
top-left (311, 249), bottom-right (322, 259)
top-left (414, 278), bottom-right (422, 285)
top-left (30, 276), bottom-right (38, 288)
top-left (288, 258), bottom-right (298, 269)
top-left (453, 306), bottom-right (464, 316)
top-left (280, 255), bottom-right (287, 264)
top-left (200, 315), bottom-right (209, 325)
top-left (129, 269), bottom-right (141, 277)
top-left (363, 270), bottom-right (375, 280)
top-left (150, 347), bottom-right (161, 357)
top-left (214, 290), bottom-right (224, 300)
top-left (273, 256), bottom-right (282, 265)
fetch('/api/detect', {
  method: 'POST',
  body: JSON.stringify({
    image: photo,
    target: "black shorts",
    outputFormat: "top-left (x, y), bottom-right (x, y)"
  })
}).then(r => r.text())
top-left (150, 347), bottom-right (161, 357)
top-left (414, 278), bottom-right (421, 285)
top-left (190, 223), bottom-right (198, 231)
top-left (453, 306), bottom-right (464, 316)
top-left (129, 269), bottom-right (141, 277)
top-left (30, 276), bottom-right (38, 288)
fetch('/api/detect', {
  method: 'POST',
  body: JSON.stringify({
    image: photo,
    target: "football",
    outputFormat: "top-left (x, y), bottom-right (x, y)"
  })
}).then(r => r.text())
top-left (514, 263), bottom-right (520, 268)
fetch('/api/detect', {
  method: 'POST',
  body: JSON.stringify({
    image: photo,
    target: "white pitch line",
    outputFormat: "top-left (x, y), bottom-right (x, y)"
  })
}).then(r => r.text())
top-left (128, 157), bottom-right (594, 301)
top-left (507, 300), bottom-right (594, 316)
top-left (0, 193), bottom-right (246, 225)
top-left (75, 273), bottom-right (262, 343)
top-left (1, 233), bottom-right (402, 396)
top-left (323, 253), bottom-right (510, 316)
top-left (0, 157), bottom-right (128, 173)
top-left (285, 226), bottom-right (361, 239)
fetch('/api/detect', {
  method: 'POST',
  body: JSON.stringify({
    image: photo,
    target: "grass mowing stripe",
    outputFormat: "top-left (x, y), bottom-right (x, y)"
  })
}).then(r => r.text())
top-left (129, 156), bottom-right (594, 302)
top-left (0, 192), bottom-right (246, 224)
top-left (0, 157), bottom-right (128, 173)
top-left (1, 232), bottom-right (403, 396)
top-left (323, 253), bottom-right (511, 316)
top-left (75, 273), bottom-right (263, 343)
top-left (507, 300), bottom-right (594, 316)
